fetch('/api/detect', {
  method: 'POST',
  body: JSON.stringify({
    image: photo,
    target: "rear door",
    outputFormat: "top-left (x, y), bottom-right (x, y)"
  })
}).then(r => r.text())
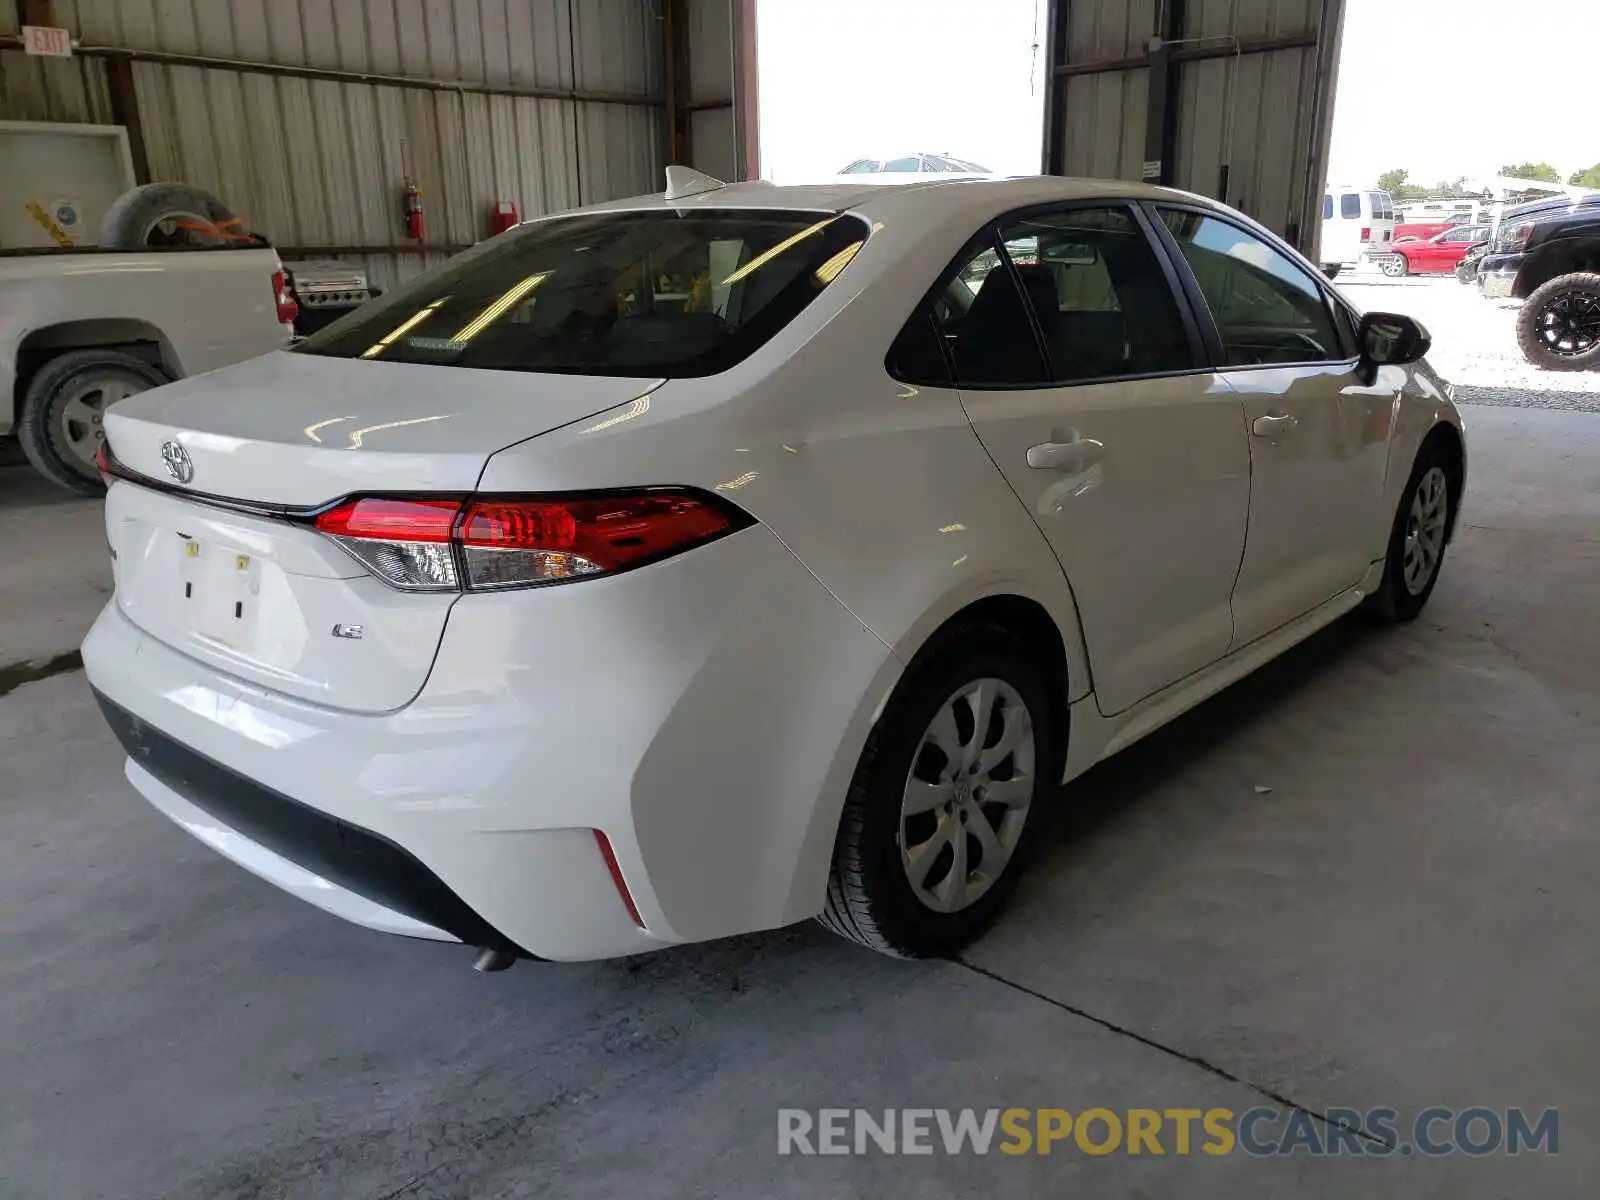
top-left (917, 203), bottom-right (1250, 714)
top-left (1153, 205), bottom-right (1393, 648)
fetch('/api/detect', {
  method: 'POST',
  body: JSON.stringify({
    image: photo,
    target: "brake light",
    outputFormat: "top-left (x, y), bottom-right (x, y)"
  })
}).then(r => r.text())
top-left (314, 498), bottom-right (461, 591)
top-left (1360, 226), bottom-right (1372, 243)
top-left (271, 269), bottom-right (300, 326)
top-left (311, 490), bottom-right (748, 592)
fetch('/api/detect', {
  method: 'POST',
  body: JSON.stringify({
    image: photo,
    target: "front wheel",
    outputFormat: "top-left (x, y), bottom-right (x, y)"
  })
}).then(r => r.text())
top-left (819, 622), bottom-right (1058, 958)
top-left (1380, 253), bottom-right (1409, 278)
top-left (1516, 272), bottom-right (1600, 371)
top-left (17, 349), bottom-right (169, 496)
top-left (1361, 439), bottom-right (1458, 623)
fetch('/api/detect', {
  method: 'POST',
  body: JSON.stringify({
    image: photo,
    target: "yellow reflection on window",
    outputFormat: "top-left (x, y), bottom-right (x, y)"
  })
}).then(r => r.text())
top-left (359, 300), bottom-right (446, 359)
top-left (813, 240), bottom-right (863, 284)
top-left (721, 220), bottom-right (834, 285)
top-left (450, 272), bottom-right (551, 345)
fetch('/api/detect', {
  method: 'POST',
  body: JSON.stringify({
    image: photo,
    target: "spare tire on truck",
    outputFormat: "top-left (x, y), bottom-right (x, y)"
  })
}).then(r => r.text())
top-left (98, 183), bottom-right (251, 250)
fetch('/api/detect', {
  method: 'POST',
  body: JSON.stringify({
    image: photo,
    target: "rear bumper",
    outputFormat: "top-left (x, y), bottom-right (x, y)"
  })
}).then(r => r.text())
top-left (82, 523), bottom-right (895, 961)
top-left (95, 689), bottom-right (514, 949)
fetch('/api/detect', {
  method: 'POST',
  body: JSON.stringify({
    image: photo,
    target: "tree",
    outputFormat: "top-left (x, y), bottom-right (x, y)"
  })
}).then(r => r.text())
top-left (1377, 168), bottom-right (1410, 194)
top-left (1500, 162), bottom-right (1562, 183)
top-left (1570, 163), bottom-right (1600, 188)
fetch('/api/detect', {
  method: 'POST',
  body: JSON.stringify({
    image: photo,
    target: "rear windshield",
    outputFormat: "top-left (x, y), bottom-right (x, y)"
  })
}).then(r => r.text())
top-left (296, 209), bottom-right (869, 377)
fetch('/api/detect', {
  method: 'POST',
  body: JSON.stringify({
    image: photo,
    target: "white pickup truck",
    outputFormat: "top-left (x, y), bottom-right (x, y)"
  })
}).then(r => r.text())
top-left (2, 246), bottom-right (294, 494)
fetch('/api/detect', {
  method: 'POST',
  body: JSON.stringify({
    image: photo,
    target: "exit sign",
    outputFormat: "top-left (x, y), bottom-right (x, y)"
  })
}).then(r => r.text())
top-left (22, 25), bottom-right (73, 57)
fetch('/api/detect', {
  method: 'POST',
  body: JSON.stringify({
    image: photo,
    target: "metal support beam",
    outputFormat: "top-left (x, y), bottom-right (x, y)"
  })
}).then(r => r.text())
top-left (1041, 0), bottom-right (1072, 174)
top-left (0, 34), bottom-right (661, 108)
top-left (104, 56), bottom-right (149, 183)
top-left (16, 0), bottom-right (54, 27)
top-left (1056, 30), bottom-right (1317, 78)
top-left (1143, 0), bottom-right (1184, 186)
top-left (661, 0), bottom-right (691, 165)
top-left (731, 0), bottom-right (759, 180)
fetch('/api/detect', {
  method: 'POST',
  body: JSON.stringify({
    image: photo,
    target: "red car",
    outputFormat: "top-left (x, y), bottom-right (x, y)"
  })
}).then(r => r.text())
top-left (1380, 225), bottom-right (1491, 277)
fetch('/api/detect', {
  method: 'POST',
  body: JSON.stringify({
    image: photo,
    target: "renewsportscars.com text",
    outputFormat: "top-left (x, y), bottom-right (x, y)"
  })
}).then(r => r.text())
top-left (777, 1106), bottom-right (1559, 1158)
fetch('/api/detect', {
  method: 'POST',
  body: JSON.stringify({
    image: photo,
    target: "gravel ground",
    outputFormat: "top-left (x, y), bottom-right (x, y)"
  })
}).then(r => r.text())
top-left (1339, 264), bottom-right (1600, 412)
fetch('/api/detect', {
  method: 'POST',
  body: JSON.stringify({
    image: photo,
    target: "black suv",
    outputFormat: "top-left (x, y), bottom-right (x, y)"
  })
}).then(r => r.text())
top-left (1479, 194), bottom-right (1600, 370)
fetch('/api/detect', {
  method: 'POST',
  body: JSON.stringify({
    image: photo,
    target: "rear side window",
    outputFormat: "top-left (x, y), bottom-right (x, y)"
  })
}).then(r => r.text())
top-left (1323, 195), bottom-right (1334, 220)
top-left (922, 240), bottom-right (1050, 386)
top-left (1340, 194), bottom-right (1362, 219)
top-left (296, 210), bottom-right (868, 378)
top-left (996, 206), bottom-right (1194, 382)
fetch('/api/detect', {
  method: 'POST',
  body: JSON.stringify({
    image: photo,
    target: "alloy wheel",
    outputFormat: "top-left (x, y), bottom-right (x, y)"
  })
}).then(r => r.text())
top-left (899, 678), bottom-right (1036, 914)
top-left (1402, 466), bottom-right (1449, 595)
top-left (57, 377), bottom-right (138, 471)
top-left (1536, 292), bottom-right (1600, 358)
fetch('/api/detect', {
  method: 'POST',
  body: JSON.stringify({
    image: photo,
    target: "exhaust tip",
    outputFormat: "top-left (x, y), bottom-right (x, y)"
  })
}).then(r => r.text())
top-left (472, 946), bottom-right (518, 973)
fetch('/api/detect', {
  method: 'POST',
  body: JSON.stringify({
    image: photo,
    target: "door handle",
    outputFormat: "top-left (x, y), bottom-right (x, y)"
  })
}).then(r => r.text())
top-left (1027, 438), bottom-right (1104, 471)
top-left (1251, 413), bottom-right (1298, 438)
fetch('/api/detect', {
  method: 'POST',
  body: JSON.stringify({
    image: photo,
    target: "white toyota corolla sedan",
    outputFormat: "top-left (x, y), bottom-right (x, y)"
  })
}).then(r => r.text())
top-left (84, 171), bottom-right (1464, 967)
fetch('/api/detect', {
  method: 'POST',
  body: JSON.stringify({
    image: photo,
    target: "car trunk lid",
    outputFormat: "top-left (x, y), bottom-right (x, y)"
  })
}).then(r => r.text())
top-left (103, 352), bottom-right (658, 712)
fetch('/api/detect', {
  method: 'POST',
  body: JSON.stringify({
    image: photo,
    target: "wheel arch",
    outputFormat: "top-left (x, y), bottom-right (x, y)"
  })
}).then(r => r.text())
top-left (1515, 239), bottom-right (1600, 298)
top-left (11, 319), bottom-right (179, 426)
top-left (1420, 420), bottom-right (1466, 544)
top-left (781, 581), bottom-right (1088, 927)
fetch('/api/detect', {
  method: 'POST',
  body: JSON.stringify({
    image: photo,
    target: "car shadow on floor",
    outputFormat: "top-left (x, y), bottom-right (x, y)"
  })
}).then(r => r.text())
top-left (1036, 612), bottom-right (1377, 854)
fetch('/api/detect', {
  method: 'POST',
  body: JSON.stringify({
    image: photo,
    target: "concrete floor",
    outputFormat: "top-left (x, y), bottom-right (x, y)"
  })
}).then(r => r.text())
top-left (2, 401), bottom-right (1598, 1198)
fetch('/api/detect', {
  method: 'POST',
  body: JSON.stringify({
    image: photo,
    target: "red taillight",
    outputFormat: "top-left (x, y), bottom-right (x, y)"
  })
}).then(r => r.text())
top-left (314, 497), bottom-right (459, 542)
top-left (314, 498), bottom-right (462, 591)
top-left (310, 490), bottom-right (746, 592)
top-left (1360, 226), bottom-right (1372, 243)
top-left (271, 269), bottom-right (300, 326)
top-left (460, 492), bottom-right (736, 584)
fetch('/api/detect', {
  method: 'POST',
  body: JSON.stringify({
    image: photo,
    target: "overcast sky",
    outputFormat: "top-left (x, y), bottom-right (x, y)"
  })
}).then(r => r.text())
top-left (756, 0), bottom-right (1046, 183)
top-left (1327, 0), bottom-right (1598, 187)
top-left (758, 0), bottom-right (1597, 191)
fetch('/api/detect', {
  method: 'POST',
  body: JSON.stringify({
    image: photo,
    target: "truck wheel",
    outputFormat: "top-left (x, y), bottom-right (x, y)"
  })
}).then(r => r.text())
top-left (1517, 273), bottom-right (1600, 371)
top-left (97, 183), bottom-right (246, 250)
top-left (18, 349), bottom-right (169, 496)
top-left (1322, 264), bottom-right (1342, 281)
top-left (1380, 253), bottom-right (1409, 278)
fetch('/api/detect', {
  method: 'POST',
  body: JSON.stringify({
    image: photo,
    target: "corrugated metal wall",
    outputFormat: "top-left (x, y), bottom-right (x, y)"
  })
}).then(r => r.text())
top-left (1, 0), bottom-right (736, 289)
top-left (1047, 0), bottom-right (1343, 250)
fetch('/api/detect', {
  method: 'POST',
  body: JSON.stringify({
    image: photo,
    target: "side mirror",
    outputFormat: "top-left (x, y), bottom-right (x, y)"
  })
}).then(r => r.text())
top-left (1356, 311), bottom-right (1431, 383)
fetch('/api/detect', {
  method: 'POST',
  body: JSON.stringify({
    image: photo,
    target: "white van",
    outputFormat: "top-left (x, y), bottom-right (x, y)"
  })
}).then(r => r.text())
top-left (1319, 187), bottom-right (1397, 276)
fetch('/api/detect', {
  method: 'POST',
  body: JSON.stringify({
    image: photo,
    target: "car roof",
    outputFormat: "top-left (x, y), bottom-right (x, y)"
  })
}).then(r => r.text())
top-left (575, 174), bottom-right (1217, 223)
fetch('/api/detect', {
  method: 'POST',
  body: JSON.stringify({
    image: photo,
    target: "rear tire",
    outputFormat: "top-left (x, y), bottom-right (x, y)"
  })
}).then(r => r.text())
top-left (18, 349), bottom-right (169, 496)
top-left (1361, 438), bottom-right (1458, 623)
top-left (1516, 272), bottom-right (1600, 371)
top-left (819, 621), bottom-right (1058, 959)
top-left (1380, 253), bottom-right (1409, 278)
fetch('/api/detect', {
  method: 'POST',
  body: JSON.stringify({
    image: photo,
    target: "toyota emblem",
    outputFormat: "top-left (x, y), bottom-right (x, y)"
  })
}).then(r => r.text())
top-left (160, 440), bottom-right (194, 484)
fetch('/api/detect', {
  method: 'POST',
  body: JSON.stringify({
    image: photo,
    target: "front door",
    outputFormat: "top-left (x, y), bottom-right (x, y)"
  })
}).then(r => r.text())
top-left (1156, 207), bottom-right (1392, 647)
top-left (935, 205), bottom-right (1251, 714)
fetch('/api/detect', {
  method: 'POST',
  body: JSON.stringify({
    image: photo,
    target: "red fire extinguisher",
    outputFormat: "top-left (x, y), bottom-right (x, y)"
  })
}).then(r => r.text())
top-left (489, 200), bottom-right (519, 236)
top-left (402, 173), bottom-right (425, 243)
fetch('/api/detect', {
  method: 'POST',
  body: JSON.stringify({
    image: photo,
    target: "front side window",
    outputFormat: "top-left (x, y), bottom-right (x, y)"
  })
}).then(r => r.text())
top-left (1341, 193), bottom-right (1362, 219)
top-left (1160, 209), bottom-right (1343, 367)
top-left (298, 209), bottom-right (867, 378)
top-left (884, 156), bottom-right (922, 173)
top-left (996, 207), bottom-right (1193, 382)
